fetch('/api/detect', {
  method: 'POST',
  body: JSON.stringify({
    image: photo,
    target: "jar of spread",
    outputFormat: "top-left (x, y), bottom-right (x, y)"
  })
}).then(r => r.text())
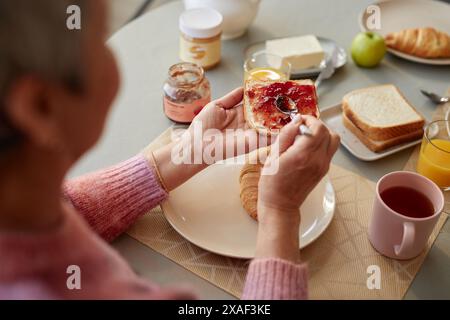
top-left (163, 62), bottom-right (211, 124)
top-left (179, 8), bottom-right (223, 70)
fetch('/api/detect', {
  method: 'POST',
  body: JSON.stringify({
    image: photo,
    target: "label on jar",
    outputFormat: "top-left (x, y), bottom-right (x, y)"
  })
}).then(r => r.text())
top-left (164, 96), bottom-right (211, 123)
top-left (179, 36), bottom-right (221, 69)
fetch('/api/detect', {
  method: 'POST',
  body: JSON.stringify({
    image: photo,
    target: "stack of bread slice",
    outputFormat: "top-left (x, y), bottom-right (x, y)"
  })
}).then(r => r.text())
top-left (342, 84), bottom-right (425, 153)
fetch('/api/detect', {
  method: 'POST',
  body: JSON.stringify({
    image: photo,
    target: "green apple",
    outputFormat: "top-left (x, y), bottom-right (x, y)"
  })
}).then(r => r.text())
top-left (351, 32), bottom-right (386, 68)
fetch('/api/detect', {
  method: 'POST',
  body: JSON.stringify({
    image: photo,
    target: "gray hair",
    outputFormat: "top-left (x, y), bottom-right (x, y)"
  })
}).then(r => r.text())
top-left (0, 0), bottom-right (87, 149)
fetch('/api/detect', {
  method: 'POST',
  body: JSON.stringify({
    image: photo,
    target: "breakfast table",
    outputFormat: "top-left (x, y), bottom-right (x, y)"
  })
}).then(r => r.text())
top-left (70, 0), bottom-right (450, 299)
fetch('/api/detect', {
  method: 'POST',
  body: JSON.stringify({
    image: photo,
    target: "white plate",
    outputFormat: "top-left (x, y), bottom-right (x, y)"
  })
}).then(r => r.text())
top-left (321, 104), bottom-right (423, 161)
top-left (359, 0), bottom-right (450, 65)
top-left (162, 156), bottom-right (335, 259)
top-left (244, 36), bottom-right (347, 78)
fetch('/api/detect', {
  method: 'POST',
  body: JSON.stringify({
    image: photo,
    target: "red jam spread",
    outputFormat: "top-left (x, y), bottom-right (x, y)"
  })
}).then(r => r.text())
top-left (247, 81), bottom-right (318, 130)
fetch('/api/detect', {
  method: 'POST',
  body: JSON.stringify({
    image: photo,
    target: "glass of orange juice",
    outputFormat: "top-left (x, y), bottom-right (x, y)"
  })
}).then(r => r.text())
top-left (417, 120), bottom-right (450, 191)
top-left (244, 51), bottom-right (291, 81)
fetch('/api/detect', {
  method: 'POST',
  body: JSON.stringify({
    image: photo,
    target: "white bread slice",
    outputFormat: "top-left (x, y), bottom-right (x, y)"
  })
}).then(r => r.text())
top-left (244, 79), bottom-right (318, 135)
top-left (342, 112), bottom-right (423, 153)
top-left (342, 84), bottom-right (425, 141)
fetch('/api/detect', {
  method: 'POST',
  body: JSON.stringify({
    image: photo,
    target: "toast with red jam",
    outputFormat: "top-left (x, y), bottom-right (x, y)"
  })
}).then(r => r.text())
top-left (244, 79), bottom-right (319, 135)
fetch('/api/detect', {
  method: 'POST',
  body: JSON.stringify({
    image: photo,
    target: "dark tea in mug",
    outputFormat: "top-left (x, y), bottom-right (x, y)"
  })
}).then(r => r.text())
top-left (380, 186), bottom-right (435, 219)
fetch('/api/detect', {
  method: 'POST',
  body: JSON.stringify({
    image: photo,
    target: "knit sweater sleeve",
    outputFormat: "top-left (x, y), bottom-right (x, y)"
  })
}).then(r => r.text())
top-left (241, 258), bottom-right (308, 300)
top-left (63, 155), bottom-right (168, 242)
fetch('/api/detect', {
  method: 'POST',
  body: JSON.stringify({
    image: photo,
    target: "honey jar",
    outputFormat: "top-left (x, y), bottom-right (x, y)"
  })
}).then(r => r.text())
top-left (179, 8), bottom-right (223, 70)
top-left (163, 63), bottom-right (211, 124)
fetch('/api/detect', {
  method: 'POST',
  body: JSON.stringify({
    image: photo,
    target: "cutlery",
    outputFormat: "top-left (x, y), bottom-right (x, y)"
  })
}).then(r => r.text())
top-left (421, 90), bottom-right (450, 129)
top-left (420, 89), bottom-right (450, 104)
top-left (315, 45), bottom-right (339, 89)
top-left (274, 95), bottom-right (313, 136)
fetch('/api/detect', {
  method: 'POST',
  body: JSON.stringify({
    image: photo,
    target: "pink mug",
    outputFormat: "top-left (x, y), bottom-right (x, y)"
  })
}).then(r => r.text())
top-left (369, 171), bottom-right (444, 260)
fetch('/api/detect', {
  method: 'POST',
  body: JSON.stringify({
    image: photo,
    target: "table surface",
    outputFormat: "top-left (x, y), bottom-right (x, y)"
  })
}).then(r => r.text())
top-left (71, 0), bottom-right (450, 299)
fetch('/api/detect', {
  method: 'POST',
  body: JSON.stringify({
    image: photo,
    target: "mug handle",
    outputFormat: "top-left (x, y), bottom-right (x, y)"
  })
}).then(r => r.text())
top-left (394, 222), bottom-right (415, 257)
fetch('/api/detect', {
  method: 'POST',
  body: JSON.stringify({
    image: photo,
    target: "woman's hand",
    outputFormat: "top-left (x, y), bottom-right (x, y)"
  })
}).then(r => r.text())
top-left (191, 87), bottom-right (247, 132)
top-left (151, 88), bottom-right (266, 192)
top-left (259, 115), bottom-right (340, 215)
top-left (188, 87), bottom-right (266, 158)
top-left (255, 115), bottom-right (340, 262)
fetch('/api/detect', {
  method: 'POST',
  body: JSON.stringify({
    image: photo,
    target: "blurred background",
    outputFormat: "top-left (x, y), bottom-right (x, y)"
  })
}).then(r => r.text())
top-left (108, 0), bottom-right (450, 36)
top-left (109, 0), bottom-right (174, 35)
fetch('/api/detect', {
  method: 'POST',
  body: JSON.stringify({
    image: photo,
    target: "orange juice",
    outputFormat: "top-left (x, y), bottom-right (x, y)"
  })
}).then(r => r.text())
top-left (244, 67), bottom-right (288, 81)
top-left (417, 138), bottom-right (450, 188)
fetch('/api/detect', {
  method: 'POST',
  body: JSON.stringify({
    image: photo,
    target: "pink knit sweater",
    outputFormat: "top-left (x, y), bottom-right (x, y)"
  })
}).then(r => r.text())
top-left (0, 155), bottom-right (308, 300)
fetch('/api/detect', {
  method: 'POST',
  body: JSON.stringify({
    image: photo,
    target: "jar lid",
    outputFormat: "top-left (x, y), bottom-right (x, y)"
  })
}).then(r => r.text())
top-left (179, 8), bottom-right (223, 39)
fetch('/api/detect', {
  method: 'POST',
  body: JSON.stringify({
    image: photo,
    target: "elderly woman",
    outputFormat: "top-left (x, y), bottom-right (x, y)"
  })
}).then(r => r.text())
top-left (0, 0), bottom-right (339, 299)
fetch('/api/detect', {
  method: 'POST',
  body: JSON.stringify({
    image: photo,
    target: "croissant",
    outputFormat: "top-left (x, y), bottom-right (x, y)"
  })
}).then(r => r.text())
top-left (239, 147), bottom-right (271, 221)
top-left (385, 27), bottom-right (450, 59)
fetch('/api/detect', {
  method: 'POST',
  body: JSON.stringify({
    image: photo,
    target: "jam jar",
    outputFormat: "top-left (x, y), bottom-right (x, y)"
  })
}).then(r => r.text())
top-left (163, 63), bottom-right (211, 124)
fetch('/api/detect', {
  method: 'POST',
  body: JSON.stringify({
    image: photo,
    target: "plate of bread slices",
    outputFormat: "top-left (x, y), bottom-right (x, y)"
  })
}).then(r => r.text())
top-left (322, 84), bottom-right (426, 161)
top-left (359, 0), bottom-right (450, 65)
top-left (162, 79), bottom-right (335, 259)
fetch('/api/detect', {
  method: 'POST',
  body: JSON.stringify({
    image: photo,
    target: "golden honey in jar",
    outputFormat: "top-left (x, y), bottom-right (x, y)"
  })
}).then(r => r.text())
top-left (163, 63), bottom-right (211, 124)
top-left (179, 8), bottom-right (223, 70)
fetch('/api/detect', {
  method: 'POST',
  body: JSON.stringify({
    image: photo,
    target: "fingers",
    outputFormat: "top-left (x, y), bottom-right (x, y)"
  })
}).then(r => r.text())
top-left (291, 116), bottom-right (327, 149)
top-left (327, 132), bottom-right (340, 158)
top-left (293, 116), bottom-right (340, 157)
top-left (214, 87), bottom-right (244, 109)
top-left (275, 117), bottom-right (302, 154)
top-left (301, 115), bottom-right (328, 137)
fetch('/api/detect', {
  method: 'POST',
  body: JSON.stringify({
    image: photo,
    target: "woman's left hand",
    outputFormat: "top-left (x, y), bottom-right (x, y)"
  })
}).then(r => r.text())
top-left (151, 88), bottom-right (268, 191)
top-left (188, 87), bottom-right (266, 158)
top-left (191, 87), bottom-right (247, 131)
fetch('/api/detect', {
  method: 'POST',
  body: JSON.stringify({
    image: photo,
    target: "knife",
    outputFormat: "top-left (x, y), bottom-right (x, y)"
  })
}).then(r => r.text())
top-left (315, 45), bottom-right (339, 90)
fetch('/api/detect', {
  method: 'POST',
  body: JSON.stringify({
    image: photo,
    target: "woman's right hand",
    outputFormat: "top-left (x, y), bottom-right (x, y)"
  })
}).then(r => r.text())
top-left (255, 115), bottom-right (340, 262)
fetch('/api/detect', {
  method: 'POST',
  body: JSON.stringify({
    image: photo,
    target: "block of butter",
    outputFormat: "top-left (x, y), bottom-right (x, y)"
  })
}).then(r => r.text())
top-left (266, 35), bottom-right (325, 70)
